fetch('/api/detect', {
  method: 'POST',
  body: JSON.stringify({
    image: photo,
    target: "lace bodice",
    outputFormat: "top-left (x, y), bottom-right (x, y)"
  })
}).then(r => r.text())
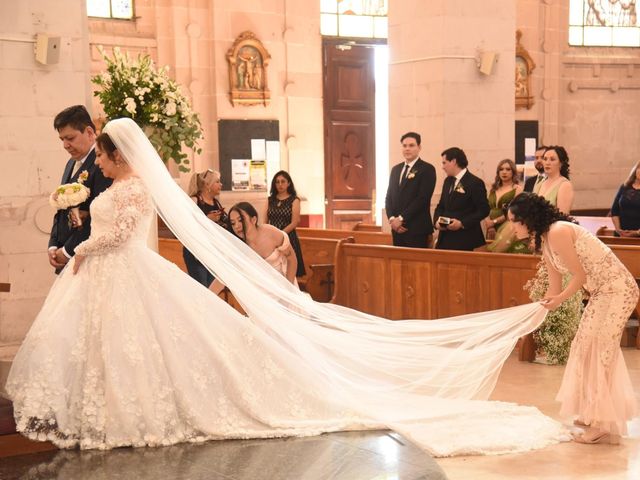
top-left (75, 177), bottom-right (152, 256)
top-left (543, 221), bottom-right (630, 294)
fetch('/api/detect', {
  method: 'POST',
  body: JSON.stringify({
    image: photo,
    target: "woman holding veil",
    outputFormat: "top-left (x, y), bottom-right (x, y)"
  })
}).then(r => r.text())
top-left (7, 118), bottom-right (567, 456)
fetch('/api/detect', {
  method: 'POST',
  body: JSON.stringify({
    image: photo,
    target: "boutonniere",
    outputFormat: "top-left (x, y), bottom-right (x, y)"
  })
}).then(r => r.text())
top-left (78, 171), bottom-right (89, 184)
top-left (406, 170), bottom-right (416, 180)
top-left (454, 183), bottom-right (465, 194)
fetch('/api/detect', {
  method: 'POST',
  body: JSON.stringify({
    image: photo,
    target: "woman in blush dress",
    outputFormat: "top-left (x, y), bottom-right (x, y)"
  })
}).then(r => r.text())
top-left (210, 202), bottom-right (298, 293)
top-left (611, 162), bottom-right (640, 237)
top-left (508, 192), bottom-right (639, 444)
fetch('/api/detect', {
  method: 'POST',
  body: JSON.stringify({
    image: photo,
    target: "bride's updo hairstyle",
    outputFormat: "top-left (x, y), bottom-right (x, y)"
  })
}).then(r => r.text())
top-left (508, 192), bottom-right (574, 251)
top-left (96, 132), bottom-right (125, 166)
top-left (228, 202), bottom-right (259, 242)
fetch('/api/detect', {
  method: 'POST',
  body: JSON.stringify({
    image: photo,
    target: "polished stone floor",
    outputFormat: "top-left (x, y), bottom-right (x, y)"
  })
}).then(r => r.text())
top-left (0, 430), bottom-right (446, 479)
top-left (2, 349), bottom-right (640, 479)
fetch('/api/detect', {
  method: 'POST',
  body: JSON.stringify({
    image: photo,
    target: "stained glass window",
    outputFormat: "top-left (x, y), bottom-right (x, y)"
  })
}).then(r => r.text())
top-left (87, 0), bottom-right (134, 20)
top-left (569, 0), bottom-right (639, 47)
top-left (320, 0), bottom-right (388, 38)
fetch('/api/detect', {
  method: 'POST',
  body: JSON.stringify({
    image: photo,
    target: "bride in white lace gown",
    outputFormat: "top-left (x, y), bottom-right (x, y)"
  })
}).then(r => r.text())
top-left (6, 118), bottom-right (567, 455)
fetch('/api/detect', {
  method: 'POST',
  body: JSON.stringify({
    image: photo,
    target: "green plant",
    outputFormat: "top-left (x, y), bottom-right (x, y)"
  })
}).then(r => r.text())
top-left (524, 260), bottom-right (583, 364)
top-left (92, 47), bottom-right (203, 172)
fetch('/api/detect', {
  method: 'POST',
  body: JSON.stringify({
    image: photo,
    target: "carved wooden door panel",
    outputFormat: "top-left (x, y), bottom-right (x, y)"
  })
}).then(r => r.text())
top-left (323, 39), bottom-right (375, 229)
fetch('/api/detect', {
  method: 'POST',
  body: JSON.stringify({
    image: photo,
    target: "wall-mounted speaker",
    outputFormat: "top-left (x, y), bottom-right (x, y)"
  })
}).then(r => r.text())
top-left (478, 51), bottom-right (499, 76)
top-left (35, 34), bottom-right (61, 65)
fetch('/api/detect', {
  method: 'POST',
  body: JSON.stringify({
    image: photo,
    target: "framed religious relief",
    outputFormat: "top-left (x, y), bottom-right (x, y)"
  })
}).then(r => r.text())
top-left (515, 30), bottom-right (535, 110)
top-left (226, 31), bottom-right (271, 107)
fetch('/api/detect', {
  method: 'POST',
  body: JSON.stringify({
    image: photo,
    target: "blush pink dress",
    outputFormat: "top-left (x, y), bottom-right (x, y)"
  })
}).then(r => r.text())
top-left (544, 221), bottom-right (639, 435)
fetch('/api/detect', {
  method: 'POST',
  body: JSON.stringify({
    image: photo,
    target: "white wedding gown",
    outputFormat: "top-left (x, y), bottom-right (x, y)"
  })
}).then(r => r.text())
top-left (7, 119), bottom-right (568, 456)
top-left (6, 177), bottom-right (566, 455)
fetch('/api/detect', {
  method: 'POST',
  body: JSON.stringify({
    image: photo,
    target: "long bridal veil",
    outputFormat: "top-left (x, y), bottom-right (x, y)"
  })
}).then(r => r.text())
top-left (103, 118), bottom-right (566, 456)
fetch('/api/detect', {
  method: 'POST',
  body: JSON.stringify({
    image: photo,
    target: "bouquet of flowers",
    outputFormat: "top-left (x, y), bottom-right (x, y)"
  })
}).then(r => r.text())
top-left (92, 47), bottom-right (203, 172)
top-left (49, 171), bottom-right (90, 227)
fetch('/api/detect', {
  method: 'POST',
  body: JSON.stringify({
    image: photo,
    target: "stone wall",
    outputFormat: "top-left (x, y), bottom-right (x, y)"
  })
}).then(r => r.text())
top-left (0, 0), bottom-right (93, 348)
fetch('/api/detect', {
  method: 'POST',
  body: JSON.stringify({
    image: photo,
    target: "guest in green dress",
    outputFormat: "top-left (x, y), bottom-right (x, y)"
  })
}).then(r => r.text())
top-left (484, 159), bottom-right (529, 253)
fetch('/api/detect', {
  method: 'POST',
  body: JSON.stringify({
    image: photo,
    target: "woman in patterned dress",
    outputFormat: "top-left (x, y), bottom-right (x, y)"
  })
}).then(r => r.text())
top-left (265, 171), bottom-right (305, 277)
top-left (509, 192), bottom-right (639, 445)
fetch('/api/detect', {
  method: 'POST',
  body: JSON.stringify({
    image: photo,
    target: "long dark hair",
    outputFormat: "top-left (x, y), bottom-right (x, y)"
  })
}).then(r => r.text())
top-left (508, 192), bottom-right (575, 251)
top-left (490, 159), bottom-right (519, 193)
top-left (228, 202), bottom-right (259, 242)
top-left (269, 170), bottom-right (297, 198)
top-left (544, 146), bottom-right (571, 179)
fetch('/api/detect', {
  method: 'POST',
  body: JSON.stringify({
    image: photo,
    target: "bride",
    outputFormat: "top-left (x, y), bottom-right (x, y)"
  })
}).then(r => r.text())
top-left (6, 118), bottom-right (567, 456)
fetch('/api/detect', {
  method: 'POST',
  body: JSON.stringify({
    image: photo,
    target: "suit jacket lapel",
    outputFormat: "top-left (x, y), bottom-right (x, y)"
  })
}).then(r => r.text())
top-left (62, 159), bottom-right (75, 183)
top-left (69, 149), bottom-right (96, 181)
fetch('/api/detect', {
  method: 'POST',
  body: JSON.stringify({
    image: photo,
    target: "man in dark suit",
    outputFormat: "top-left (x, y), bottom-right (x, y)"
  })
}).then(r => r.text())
top-left (434, 147), bottom-right (490, 251)
top-left (48, 105), bottom-right (112, 273)
top-left (385, 132), bottom-right (437, 248)
top-left (524, 145), bottom-right (546, 192)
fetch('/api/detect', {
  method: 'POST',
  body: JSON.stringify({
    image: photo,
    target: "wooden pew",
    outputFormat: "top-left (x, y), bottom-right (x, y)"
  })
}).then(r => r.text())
top-left (353, 222), bottom-right (382, 232)
top-left (0, 283), bottom-right (10, 293)
top-left (598, 235), bottom-right (640, 246)
top-left (297, 227), bottom-right (392, 246)
top-left (158, 238), bottom-right (187, 272)
top-left (331, 245), bottom-right (540, 320)
top-left (298, 236), bottom-right (354, 302)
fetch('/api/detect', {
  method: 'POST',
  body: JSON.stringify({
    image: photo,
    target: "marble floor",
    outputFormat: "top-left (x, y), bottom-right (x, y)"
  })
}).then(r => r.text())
top-left (1, 349), bottom-right (639, 479)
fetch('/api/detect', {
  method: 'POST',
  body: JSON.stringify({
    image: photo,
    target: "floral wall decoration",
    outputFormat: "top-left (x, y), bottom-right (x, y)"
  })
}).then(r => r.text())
top-left (92, 47), bottom-right (203, 172)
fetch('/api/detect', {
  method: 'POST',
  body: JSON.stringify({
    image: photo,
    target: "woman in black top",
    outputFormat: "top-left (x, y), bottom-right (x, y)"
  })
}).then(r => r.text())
top-left (266, 170), bottom-right (305, 277)
top-left (183, 169), bottom-right (227, 286)
top-left (611, 162), bottom-right (640, 237)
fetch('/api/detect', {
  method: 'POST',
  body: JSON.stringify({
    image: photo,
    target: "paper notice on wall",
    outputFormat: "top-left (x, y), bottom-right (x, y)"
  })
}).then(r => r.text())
top-left (251, 139), bottom-right (266, 160)
top-left (265, 141), bottom-right (280, 185)
top-left (250, 160), bottom-right (267, 190)
top-left (231, 159), bottom-right (251, 191)
top-left (523, 137), bottom-right (537, 178)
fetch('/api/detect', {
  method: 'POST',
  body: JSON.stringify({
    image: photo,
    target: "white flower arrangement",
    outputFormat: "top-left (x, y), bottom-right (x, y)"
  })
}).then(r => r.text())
top-left (92, 47), bottom-right (203, 172)
top-left (524, 260), bottom-right (583, 364)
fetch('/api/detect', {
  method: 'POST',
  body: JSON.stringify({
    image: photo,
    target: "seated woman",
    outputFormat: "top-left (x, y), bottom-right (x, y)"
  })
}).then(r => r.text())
top-left (183, 169), bottom-right (227, 287)
top-left (210, 202), bottom-right (298, 294)
top-left (611, 162), bottom-right (640, 237)
top-left (484, 159), bottom-right (528, 253)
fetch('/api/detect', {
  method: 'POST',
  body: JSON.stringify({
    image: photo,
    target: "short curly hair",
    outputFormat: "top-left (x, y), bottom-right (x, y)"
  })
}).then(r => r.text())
top-left (508, 192), bottom-right (574, 251)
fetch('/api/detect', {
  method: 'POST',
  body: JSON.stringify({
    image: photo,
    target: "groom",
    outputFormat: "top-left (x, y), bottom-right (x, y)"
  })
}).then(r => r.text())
top-left (48, 105), bottom-right (112, 273)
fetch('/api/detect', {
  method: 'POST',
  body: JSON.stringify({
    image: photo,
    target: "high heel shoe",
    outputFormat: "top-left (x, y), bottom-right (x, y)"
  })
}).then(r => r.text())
top-left (572, 430), bottom-right (620, 445)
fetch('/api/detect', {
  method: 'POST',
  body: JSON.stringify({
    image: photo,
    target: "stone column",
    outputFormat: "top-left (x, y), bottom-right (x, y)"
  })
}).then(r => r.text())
top-left (0, 0), bottom-right (93, 353)
top-left (388, 0), bottom-right (516, 203)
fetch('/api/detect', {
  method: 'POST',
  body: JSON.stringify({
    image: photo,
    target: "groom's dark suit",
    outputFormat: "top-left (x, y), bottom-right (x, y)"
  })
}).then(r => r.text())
top-left (49, 149), bottom-right (112, 271)
top-left (385, 158), bottom-right (436, 248)
top-left (434, 170), bottom-right (490, 251)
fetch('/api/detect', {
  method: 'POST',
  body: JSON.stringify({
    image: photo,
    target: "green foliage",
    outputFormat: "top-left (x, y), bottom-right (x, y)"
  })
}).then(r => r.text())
top-left (524, 260), bottom-right (583, 364)
top-left (91, 47), bottom-right (203, 172)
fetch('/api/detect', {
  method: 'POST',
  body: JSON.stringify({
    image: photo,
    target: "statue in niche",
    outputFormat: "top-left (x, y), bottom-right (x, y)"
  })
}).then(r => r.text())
top-left (226, 31), bottom-right (271, 106)
top-left (515, 30), bottom-right (535, 110)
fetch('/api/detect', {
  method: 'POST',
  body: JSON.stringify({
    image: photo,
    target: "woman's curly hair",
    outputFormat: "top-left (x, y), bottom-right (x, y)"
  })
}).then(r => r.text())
top-left (544, 145), bottom-right (571, 179)
top-left (508, 192), bottom-right (575, 251)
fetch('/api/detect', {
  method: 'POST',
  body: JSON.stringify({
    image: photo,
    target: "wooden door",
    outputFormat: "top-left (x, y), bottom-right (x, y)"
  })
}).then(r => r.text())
top-left (323, 39), bottom-right (376, 229)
